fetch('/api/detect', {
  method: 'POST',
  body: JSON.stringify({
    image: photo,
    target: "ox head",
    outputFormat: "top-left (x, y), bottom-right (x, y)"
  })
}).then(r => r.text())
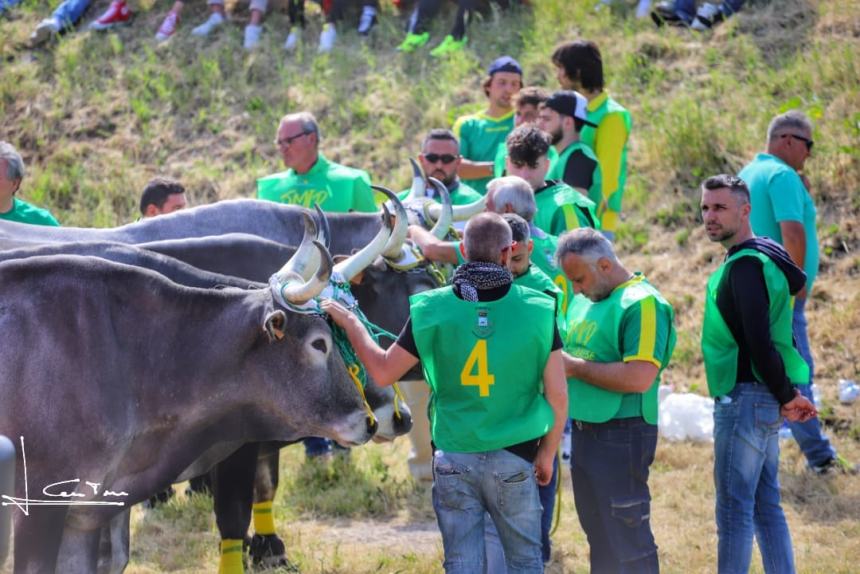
top-left (261, 216), bottom-right (408, 448)
top-left (400, 158), bottom-right (487, 230)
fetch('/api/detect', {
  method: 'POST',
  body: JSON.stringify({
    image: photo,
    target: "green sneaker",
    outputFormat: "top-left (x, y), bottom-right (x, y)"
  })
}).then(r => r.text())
top-left (397, 31), bottom-right (430, 52)
top-left (430, 34), bottom-right (467, 57)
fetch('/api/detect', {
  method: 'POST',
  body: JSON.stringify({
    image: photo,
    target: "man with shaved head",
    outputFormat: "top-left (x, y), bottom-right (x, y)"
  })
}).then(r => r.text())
top-left (257, 111), bottom-right (376, 213)
top-left (324, 211), bottom-right (567, 574)
top-left (559, 227), bottom-right (675, 573)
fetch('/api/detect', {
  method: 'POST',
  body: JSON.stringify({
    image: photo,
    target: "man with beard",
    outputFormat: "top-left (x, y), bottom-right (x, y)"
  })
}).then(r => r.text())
top-left (559, 227), bottom-right (675, 573)
top-left (399, 129), bottom-right (483, 206)
top-left (453, 56), bottom-right (523, 195)
top-left (538, 90), bottom-right (602, 206)
top-left (700, 174), bottom-right (816, 572)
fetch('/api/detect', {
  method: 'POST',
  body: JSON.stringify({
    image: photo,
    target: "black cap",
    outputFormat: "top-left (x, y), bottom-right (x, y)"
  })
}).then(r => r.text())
top-left (544, 90), bottom-right (598, 127)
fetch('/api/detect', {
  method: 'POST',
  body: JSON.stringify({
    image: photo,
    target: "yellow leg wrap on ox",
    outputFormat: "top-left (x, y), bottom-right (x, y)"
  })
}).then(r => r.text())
top-left (252, 501), bottom-right (276, 536)
top-left (218, 539), bottom-right (244, 574)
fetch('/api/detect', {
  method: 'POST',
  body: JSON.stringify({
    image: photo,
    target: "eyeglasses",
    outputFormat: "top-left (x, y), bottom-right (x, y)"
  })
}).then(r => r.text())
top-left (274, 131), bottom-right (310, 148)
top-left (423, 153), bottom-right (458, 165)
top-left (781, 133), bottom-right (814, 152)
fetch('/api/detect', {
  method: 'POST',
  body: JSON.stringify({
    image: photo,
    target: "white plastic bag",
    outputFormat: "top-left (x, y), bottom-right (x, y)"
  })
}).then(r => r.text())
top-left (659, 391), bottom-right (714, 442)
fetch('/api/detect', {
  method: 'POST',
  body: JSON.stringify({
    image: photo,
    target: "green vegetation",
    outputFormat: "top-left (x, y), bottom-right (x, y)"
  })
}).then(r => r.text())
top-left (2, 0), bottom-right (859, 572)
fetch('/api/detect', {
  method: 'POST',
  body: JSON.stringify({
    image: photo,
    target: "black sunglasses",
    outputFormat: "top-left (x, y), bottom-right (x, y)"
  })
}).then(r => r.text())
top-left (423, 153), bottom-right (458, 164)
top-left (274, 131), bottom-right (310, 148)
top-left (782, 133), bottom-right (814, 152)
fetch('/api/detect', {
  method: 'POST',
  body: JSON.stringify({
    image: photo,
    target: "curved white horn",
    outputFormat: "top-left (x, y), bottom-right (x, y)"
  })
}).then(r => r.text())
top-left (428, 194), bottom-right (487, 222)
top-left (333, 205), bottom-right (395, 282)
top-left (281, 241), bottom-right (334, 305)
top-left (375, 185), bottom-right (409, 260)
top-left (408, 157), bottom-right (426, 201)
top-left (313, 204), bottom-right (331, 249)
top-left (427, 177), bottom-right (453, 239)
top-left (275, 212), bottom-right (318, 283)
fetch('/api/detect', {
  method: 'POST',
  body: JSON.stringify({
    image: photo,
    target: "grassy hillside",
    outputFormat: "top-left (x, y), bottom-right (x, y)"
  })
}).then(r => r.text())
top-left (1, 0), bottom-right (859, 572)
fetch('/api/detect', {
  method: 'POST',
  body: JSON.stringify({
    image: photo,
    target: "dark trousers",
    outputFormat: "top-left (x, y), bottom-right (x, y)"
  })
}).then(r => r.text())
top-left (410, 0), bottom-right (512, 38)
top-left (570, 417), bottom-right (659, 574)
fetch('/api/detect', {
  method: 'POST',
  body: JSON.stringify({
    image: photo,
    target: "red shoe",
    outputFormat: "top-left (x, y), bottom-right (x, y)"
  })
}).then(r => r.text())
top-left (88, 0), bottom-right (132, 31)
top-left (155, 10), bottom-right (179, 42)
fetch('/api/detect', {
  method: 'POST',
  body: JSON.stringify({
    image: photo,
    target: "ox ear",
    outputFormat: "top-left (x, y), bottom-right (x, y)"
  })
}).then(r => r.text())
top-left (333, 254), bottom-right (364, 285)
top-left (264, 311), bottom-right (287, 342)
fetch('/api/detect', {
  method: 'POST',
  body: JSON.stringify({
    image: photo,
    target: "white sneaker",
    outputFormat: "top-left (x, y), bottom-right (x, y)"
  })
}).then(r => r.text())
top-left (30, 17), bottom-right (60, 45)
top-left (318, 23), bottom-right (336, 53)
top-left (243, 23), bottom-right (261, 50)
top-left (691, 1), bottom-right (723, 29)
top-left (357, 5), bottom-right (376, 36)
top-left (636, 0), bottom-right (652, 18)
top-left (191, 12), bottom-right (224, 37)
top-left (284, 27), bottom-right (300, 51)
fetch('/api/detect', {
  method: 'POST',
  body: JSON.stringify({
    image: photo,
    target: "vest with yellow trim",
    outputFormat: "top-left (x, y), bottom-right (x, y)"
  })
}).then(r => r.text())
top-left (514, 264), bottom-right (566, 338)
top-left (546, 141), bottom-right (603, 207)
top-left (410, 284), bottom-right (556, 453)
top-left (564, 275), bottom-right (675, 424)
top-left (530, 229), bottom-right (574, 316)
top-left (533, 181), bottom-right (600, 237)
top-left (701, 249), bottom-right (809, 397)
top-left (581, 94), bottom-right (631, 214)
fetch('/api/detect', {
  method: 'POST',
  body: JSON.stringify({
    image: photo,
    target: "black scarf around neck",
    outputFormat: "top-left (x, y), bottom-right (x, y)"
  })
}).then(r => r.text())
top-left (452, 262), bottom-right (513, 302)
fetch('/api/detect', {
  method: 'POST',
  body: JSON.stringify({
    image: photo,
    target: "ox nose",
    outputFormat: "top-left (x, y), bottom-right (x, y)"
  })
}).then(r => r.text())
top-left (366, 416), bottom-right (379, 437)
top-left (393, 407), bottom-right (413, 435)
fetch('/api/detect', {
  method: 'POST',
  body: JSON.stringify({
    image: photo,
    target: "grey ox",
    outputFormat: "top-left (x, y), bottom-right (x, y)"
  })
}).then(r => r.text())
top-left (0, 237), bottom-right (378, 572)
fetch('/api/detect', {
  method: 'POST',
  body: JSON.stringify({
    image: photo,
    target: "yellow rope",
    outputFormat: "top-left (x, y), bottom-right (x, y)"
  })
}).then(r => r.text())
top-left (392, 382), bottom-right (407, 420)
top-left (347, 364), bottom-right (376, 423)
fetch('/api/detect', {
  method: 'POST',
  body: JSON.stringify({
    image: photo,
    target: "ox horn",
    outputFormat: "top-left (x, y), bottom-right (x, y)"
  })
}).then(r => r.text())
top-left (375, 185), bottom-right (409, 260)
top-left (427, 177), bottom-right (453, 240)
top-left (407, 157), bottom-right (426, 201)
top-left (275, 212), bottom-right (318, 283)
top-left (427, 194), bottom-right (487, 223)
top-left (281, 241), bottom-right (334, 305)
top-left (333, 203), bottom-right (395, 282)
top-left (313, 204), bottom-right (331, 249)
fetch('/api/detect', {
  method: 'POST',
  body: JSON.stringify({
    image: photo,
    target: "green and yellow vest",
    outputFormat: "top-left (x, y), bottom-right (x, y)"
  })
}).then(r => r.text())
top-left (546, 141), bottom-right (603, 207)
top-left (532, 181), bottom-right (600, 238)
top-left (701, 249), bottom-right (809, 397)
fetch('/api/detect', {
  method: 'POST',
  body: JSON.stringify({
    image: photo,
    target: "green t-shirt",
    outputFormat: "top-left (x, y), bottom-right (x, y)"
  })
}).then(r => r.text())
top-left (453, 110), bottom-right (515, 195)
top-left (0, 198), bottom-right (60, 226)
top-left (564, 274), bottom-right (675, 423)
top-left (701, 249), bottom-right (809, 397)
top-left (410, 284), bottom-right (556, 453)
top-left (532, 181), bottom-right (600, 237)
top-left (739, 153), bottom-right (819, 291)
top-left (546, 141), bottom-right (603, 207)
top-left (256, 154), bottom-right (376, 213)
top-left (494, 143), bottom-right (559, 179)
top-left (397, 179), bottom-right (483, 206)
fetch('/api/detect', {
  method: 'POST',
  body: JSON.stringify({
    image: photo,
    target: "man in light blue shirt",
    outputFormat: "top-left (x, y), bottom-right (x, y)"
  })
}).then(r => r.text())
top-left (740, 110), bottom-right (856, 475)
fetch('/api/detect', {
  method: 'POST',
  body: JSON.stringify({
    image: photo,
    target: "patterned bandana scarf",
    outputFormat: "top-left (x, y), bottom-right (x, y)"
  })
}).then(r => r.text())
top-left (452, 261), bottom-right (513, 302)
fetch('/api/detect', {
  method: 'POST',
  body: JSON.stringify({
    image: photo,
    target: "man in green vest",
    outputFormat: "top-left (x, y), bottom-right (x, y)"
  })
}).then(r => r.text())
top-left (257, 111), bottom-right (376, 213)
top-left (0, 141), bottom-right (59, 226)
top-left (453, 56), bottom-right (522, 195)
top-left (505, 125), bottom-right (599, 237)
top-left (398, 129), bottom-right (483, 206)
top-left (558, 227), bottom-right (675, 573)
top-left (323, 212), bottom-right (568, 574)
top-left (700, 174), bottom-right (816, 573)
top-left (552, 40), bottom-right (631, 239)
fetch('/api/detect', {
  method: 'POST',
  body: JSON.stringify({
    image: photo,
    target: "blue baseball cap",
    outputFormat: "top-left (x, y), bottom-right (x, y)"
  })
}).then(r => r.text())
top-left (487, 56), bottom-right (523, 77)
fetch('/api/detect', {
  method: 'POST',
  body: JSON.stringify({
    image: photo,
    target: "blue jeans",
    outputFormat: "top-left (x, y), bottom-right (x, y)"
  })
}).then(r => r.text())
top-left (302, 437), bottom-right (332, 457)
top-left (787, 298), bottom-right (836, 468)
top-left (713, 383), bottom-right (796, 574)
top-left (51, 0), bottom-right (92, 28)
top-left (672, 0), bottom-right (744, 22)
top-left (570, 417), bottom-right (659, 574)
top-left (484, 455), bottom-right (558, 571)
top-left (432, 449), bottom-right (543, 574)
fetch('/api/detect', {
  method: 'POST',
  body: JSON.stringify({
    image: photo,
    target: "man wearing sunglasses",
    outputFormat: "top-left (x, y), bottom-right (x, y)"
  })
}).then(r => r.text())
top-left (399, 129), bottom-right (483, 206)
top-left (739, 110), bottom-right (857, 475)
top-left (257, 111), bottom-right (376, 213)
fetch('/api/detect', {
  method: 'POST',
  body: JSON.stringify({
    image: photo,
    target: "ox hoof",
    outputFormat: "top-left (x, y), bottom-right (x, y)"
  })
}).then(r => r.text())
top-left (248, 534), bottom-right (299, 572)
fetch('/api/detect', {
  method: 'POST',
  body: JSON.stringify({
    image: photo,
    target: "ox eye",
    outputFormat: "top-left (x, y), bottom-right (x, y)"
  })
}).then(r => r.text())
top-left (311, 338), bottom-right (328, 354)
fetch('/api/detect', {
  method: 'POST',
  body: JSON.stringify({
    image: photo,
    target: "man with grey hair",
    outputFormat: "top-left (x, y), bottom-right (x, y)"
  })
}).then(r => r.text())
top-left (0, 141), bottom-right (59, 226)
top-left (257, 111), bottom-right (376, 213)
top-left (738, 110), bottom-right (856, 475)
top-left (559, 227), bottom-right (675, 573)
top-left (323, 211), bottom-right (568, 574)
